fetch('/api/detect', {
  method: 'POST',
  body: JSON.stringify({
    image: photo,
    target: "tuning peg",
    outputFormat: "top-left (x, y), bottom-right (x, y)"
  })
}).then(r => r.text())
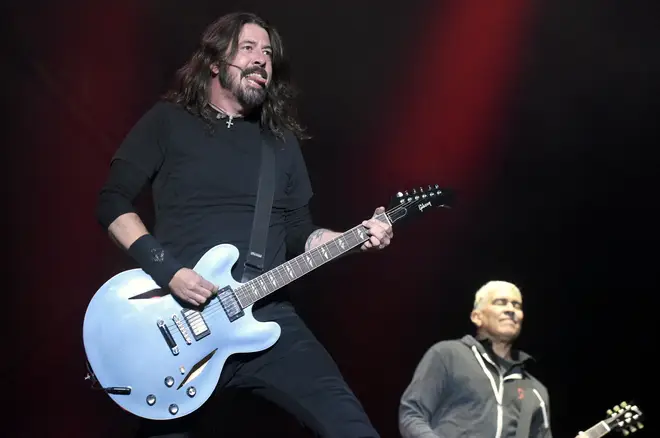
top-left (614, 406), bottom-right (621, 412)
top-left (622, 429), bottom-right (630, 436)
top-left (396, 192), bottom-right (404, 198)
top-left (607, 409), bottom-right (613, 416)
top-left (637, 422), bottom-right (644, 429)
top-left (434, 184), bottom-right (439, 189)
top-left (404, 190), bottom-right (409, 196)
top-left (629, 425), bottom-right (637, 433)
top-left (620, 402), bottom-right (628, 408)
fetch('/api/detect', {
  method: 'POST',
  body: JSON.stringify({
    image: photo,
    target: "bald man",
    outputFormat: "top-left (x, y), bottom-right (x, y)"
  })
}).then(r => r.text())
top-left (398, 281), bottom-right (553, 438)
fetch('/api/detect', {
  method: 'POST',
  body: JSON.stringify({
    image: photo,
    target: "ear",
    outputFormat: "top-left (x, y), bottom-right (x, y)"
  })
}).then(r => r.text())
top-left (470, 309), bottom-right (483, 327)
top-left (210, 63), bottom-right (220, 76)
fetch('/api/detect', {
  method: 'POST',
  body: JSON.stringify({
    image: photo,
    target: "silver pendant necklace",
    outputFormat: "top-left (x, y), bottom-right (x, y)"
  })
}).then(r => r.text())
top-left (209, 103), bottom-right (240, 128)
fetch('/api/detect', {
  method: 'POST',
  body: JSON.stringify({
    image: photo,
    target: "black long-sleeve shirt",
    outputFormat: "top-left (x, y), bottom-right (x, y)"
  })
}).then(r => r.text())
top-left (96, 100), bottom-right (318, 285)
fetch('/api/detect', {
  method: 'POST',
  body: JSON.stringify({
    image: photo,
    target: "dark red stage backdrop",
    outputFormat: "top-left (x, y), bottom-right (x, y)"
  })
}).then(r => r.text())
top-left (7, 1), bottom-right (556, 437)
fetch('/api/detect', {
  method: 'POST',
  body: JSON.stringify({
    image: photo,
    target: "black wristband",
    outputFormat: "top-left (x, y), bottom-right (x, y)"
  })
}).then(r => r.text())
top-left (127, 234), bottom-right (184, 289)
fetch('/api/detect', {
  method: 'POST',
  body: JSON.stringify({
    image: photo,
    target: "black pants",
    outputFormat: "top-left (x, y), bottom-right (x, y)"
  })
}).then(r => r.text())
top-left (135, 302), bottom-right (379, 438)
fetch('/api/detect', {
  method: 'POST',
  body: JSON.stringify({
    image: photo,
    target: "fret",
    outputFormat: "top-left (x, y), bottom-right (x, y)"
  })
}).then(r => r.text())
top-left (330, 238), bottom-right (342, 257)
top-left (585, 421), bottom-right (609, 438)
top-left (304, 253), bottom-right (314, 269)
top-left (235, 225), bottom-right (371, 308)
top-left (248, 283), bottom-right (259, 302)
top-left (285, 264), bottom-right (294, 279)
top-left (266, 272), bottom-right (278, 288)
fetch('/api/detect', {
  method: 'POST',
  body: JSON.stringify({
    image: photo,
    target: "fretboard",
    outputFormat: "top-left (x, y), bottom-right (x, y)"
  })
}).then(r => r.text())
top-left (233, 213), bottom-right (388, 308)
top-left (583, 421), bottom-right (611, 438)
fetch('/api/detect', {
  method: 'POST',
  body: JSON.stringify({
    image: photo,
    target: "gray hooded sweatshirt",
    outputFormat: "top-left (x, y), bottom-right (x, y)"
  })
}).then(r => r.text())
top-left (399, 335), bottom-right (552, 438)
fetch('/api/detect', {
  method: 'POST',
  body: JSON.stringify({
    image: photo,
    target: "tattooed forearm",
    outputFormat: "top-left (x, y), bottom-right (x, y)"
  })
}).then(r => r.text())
top-left (305, 228), bottom-right (327, 251)
top-left (303, 227), bottom-right (358, 257)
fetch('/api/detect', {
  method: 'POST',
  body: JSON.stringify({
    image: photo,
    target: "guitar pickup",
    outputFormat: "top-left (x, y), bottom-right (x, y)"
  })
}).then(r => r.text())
top-left (182, 309), bottom-right (210, 341)
top-left (217, 286), bottom-right (244, 322)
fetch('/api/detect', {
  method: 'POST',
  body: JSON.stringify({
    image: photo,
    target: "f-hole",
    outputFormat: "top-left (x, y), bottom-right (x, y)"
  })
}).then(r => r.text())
top-left (177, 349), bottom-right (218, 390)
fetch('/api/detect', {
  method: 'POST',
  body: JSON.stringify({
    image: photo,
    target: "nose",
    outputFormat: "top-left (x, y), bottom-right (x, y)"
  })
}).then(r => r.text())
top-left (503, 310), bottom-right (516, 322)
top-left (252, 52), bottom-right (267, 66)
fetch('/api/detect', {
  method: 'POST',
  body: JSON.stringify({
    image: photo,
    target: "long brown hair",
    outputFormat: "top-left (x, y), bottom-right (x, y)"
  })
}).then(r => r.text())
top-left (163, 12), bottom-right (309, 140)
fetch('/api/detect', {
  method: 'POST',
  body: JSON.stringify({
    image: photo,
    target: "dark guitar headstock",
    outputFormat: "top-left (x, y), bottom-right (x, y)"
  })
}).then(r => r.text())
top-left (604, 402), bottom-right (644, 436)
top-left (385, 184), bottom-right (454, 225)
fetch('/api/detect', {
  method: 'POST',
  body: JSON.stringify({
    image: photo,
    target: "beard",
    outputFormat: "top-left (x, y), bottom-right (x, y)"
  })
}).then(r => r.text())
top-left (218, 64), bottom-right (268, 109)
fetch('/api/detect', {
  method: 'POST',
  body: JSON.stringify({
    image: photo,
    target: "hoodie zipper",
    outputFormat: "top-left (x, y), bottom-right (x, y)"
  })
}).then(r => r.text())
top-left (532, 388), bottom-right (550, 429)
top-left (472, 346), bottom-right (504, 438)
top-left (472, 346), bottom-right (549, 437)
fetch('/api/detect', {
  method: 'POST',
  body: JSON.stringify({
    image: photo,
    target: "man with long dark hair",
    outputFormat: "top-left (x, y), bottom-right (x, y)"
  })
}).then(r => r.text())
top-left (96, 11), bottom-right (391, 438)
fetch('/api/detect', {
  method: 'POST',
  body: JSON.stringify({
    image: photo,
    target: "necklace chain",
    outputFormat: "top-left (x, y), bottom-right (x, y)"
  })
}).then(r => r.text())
top-left (209, 103), bottom-right (241, 128)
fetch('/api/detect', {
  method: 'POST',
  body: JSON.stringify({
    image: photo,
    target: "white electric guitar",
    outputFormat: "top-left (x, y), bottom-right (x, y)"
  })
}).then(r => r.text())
top-left (82, 184), bottom-right (454, 420)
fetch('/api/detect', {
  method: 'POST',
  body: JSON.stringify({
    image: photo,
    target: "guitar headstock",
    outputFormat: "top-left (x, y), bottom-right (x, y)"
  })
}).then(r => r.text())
top-left (385, 184), bottom-right (455, 225)
top-left (604, 402), bottom-right (644, 436)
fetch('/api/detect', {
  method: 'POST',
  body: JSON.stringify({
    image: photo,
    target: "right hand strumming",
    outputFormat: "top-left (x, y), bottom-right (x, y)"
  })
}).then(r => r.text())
top-left (168, 268), bottom-right (217, 306)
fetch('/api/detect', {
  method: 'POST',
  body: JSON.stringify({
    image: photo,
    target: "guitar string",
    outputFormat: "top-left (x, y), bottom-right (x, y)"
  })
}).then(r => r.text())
top-left (162, 194), bottom-right (439, 333)
top-left (163, 195), bottom-right (432, 333)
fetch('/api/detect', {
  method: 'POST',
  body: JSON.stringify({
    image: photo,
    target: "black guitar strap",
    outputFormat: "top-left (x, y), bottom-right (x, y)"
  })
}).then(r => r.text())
top-left (241, 136), bottom-right (276, 283)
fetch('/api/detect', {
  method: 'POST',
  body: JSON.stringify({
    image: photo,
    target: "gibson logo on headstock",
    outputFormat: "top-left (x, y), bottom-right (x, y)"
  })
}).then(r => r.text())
top-left (418, 201), bottom-right (432, 212)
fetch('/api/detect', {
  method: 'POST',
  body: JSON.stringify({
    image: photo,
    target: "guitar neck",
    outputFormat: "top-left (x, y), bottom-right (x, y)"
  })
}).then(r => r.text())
top-left (234, 213), bottom-right (388, 308)
top-left (582, 421), bottom-right (612, 438)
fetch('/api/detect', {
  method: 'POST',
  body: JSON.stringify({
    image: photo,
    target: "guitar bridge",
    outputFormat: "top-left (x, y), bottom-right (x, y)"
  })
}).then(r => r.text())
top-left (172, 314), bottom-right (192, 345)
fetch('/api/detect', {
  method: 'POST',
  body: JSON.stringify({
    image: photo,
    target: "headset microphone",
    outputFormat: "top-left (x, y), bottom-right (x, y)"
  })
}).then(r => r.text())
top-left (225, 63), bottom-right (245, 72)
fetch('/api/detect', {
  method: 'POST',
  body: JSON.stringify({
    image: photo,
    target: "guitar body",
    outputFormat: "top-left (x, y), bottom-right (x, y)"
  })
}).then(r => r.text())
top-left (82, 244), bottom-right (281, 420)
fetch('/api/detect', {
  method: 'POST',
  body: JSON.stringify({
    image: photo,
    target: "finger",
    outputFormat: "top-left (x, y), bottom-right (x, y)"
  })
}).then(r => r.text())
top-left (367, 219), bottom-right (392, 238)
top-left (373, 206), bottom-right (385, 216)
top-left (187, 289), bottom-right (209, 304)
top-left (361, 240), bottom-right (373, 251)
top-left (194, 285), bottom-right (213, 299)
top-left (363, 217), bottom-right (383, 228)
top-left (187, 297), bottom-right (201, 307)
top-left (367, 224), bottom-right (388, 241)
top-left (369, 236), bottom-right (381, 247)
top-left (198, 278), bottom-right (217, 293)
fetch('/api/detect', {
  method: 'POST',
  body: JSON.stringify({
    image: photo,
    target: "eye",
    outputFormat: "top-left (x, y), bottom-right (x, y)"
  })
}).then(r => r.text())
top-left (264, 49), bottom-right (273, 57)
top-left (242, 45), bottom-right (253, 52)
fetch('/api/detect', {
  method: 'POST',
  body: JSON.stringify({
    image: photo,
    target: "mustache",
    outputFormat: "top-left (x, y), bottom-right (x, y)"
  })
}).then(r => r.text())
top-left (242, 66), bottom-right (268, 80)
